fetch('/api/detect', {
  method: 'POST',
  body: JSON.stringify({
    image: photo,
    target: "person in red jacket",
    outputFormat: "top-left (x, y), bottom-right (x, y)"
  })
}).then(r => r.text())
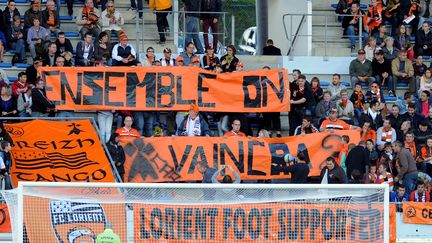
top-left (11, 72), bottom-right (30, 98)
top-left (410, 180), bottom-right (431, 202)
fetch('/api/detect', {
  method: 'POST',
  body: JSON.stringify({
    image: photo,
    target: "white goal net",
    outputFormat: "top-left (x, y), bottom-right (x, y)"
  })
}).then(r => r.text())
top-left (2, 182), bottom-right (389, 243)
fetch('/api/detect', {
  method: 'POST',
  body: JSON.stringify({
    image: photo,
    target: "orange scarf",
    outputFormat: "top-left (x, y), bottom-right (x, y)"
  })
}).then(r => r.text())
top-left (405, 141), bottom-right (417, 158)
top-left (82, 7), bottom-right (98, 28)
top-left (372, 87), bottom-right (381, 102)
top-left (47, 11), bottom-right (55, 26)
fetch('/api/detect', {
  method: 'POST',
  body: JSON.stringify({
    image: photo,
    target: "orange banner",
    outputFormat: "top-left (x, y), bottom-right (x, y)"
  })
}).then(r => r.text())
top-left (390, 204), bottom-right (396, 243)
top-left (40, 67), bottom-right (290, 112)
top-left (24, 197), bottom-right (126, 242)
top-left (0, 204), bottom-right (11, 233)
top-left (121, 130), bottom-right (360, 182)
top-left (403, 202), bottom-right (432, 225)
top-left (134, 203), bottom-right (385, 242)
top-left (4, 120), bottom-right (116, 185)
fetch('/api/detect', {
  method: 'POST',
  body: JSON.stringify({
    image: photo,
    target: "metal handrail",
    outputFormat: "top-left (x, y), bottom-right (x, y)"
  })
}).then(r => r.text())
top-left (282, 13), bottom-right (365, 56)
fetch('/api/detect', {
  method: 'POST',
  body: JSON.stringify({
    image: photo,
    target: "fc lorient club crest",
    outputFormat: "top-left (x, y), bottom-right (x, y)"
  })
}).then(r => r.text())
top-left (49, 200), bottom-right (106, 243)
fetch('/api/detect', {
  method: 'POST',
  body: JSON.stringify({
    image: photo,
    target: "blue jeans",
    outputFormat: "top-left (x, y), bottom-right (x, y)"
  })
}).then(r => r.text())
top-left (11, 39), bottom-right (26, 62)
top-left (185, 16), bottom-right (204, 53)
top-left (403, 172), bottom-right (418, 195)
top-left (133, 111), bottom-right (155, 137)
top-left (346, 25), bottom-right (368, 47)
top-left (375, 75), bottom-right (395, 92)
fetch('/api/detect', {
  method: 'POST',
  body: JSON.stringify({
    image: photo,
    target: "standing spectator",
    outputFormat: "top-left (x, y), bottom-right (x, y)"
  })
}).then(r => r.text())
top-left (377, 118), bottom-right (397, 150)
top-left (328, 73), bottom-right (346, 102)
top-left (176, 104), bottom-right (211, 136)
top-left (55, 56), bottom-right (65, 67)
top-left (320, 157), bottom-right (347, 184)
top-left (183, 0), bottom-right (204, 53)
top-left (346, 143), bottom-right (369, 179)
top-left (392, 140), bottom-right (419, 194)
top-left (289, 74), bottom-right (313, 135)
top-left (202, 45), bottom-right (219, 70)
top-left (0, 86), bottom-right (17, 118)
top-left (365, 36), bottom-right (381, 61)
top-left (373, 24), bottom-right (388, 48)
top-left (7, 16), bottom-right (26, 64)
top-left (97, 107), bottom-right (114, 143)
top-left (277, 151), bottom-right (310, 184)
top-left (364, 0), bottom-right (383, 34)
top-left (410, 180), bottom-right (430, 201)
top-left (404, 103), bottom-right (423, 129)
top-left (24, 0), bottom-right (42, 32)
top-left (382, 37), bottom-right (400, 61)
top-left (142, 47), bottom-right (155, 66)
top-left (392, 51), bottom-right (416, 93)
top-left (342, 2), bottom-right (367, 51)
top-left (75, 32), bottom-right (95, 66)
top-left (27, 18), bottom-right (48, 59)
top-left (106, 133), bottom-right (125, 182)
top-left (387, 105), bottom-right (404, 129)
top-left (175, 56), bottom-right (184, 66)
top-left (415, 21), bottom-right (432, 56)
top-left (262, 38), bottom-right (282, 56)
top-left (377, 163), bottom-right (394, 191)
top-left (366, 139), bottom-right (379, 165)
top-left (394, 24), bottom-right (414, 60)
top-left (419, 68), bottom-right (432, 95)
top-left (11, 72), bottom-right (29, 98)
top-left (25, 56), bottom-right (43, 85)
top-left (390, 185), bottom-right (409, 211)
top-left (3, 1), bottom-right (20, 31)
top-left (360, 100), bottom-right (384, 131)
top-left (160, 48), bottom-right (175, 66)
top-left (397, 120), bottom-right (412, 143)
top-left (129, 0), bottom-right (143, 19)
top-left (220, 45), bottom-right (239, 72)
top-left (350, 49), bottom-right (375, 87)
top-left (101, 1), bottom-right (124, 43)
top-left (133, 108), bottom-right (155, 137)
top-left (396, 91), bottom-right (414, 115)
top-left (416, 90), bottom-right (431, 116)
top-left (414, 55), bottom-right (428, 91)
top-left (76, 0), bottom-right (101, 39)
top-left (350, 82), bottom-right (366, 118)
top-left (150, 0), bottom-right (172, 44)
top-left (196, 162), bottom-right (217, 183)
top-left (405, 131), bottom-right (420, 162)
top-left (414, 119), bottom-right (432, 150)
top-left (337, 89), bottom-right (355, 123)
top-left (55, 32), bottom-right (74, 57)
top-left (180, 42), bottom-right (197, 66)
top-left (31, 79), bottom-right (55, 117)
top-left (201, 0), bottom-right (222, 51)
top-left (41, 0), bottom-right (60, 36)
top-left (112, 33), bottom-right (139, 66)
top-left (372, 49), bottom-right (395, 96)
top-left (42, 42), bottom-right (59, 67)
top-left (17, 86), bottom-right (32, 117)
top-left (310, 77), bottom-right (324, 105)
top-left (116, 116), bottom-right (140, 141)
top-left (94, 32), bottom-right (112, 66)
top-left (0, 141), bottom-right (13, 190)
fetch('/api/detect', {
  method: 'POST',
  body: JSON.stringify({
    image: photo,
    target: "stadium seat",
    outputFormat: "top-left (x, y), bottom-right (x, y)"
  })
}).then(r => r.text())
top-left (361, 82), bottom-right (369, 87)
top-left (15, 0), bottom-right (27, 3)
top-left (8, 77), bottom-right (17, 82)
top-left (424, 56), bottom-right (431, 61)
top-left (330, 3), bottom-right (337, 9)
top-left (111, 33), bottom-right (118, 37)
top-left (14, 63), bottom-right (30, 68)
top-left (350, 53), bottom-right (358, 57)
top-left (64, 32), bottom-right (80, 38)
top-left (396, 82), bottom-right (409, 88)
top-left (331, 3), bottom-right (368, 10)
top-left (341, 81), bottom-right (350, 87)
top-left (320, 81), bottom-right (330, 87)
top-left (384, 96), bottom-right (397, 102)
top-left (60, 16), bottom-right (73, 21)
top-left (0, 63), bottom-right (12, 68)
top-left (0, 0), bottom-right (7, 3)
top-left (9, 50), bottom-right (15, 54)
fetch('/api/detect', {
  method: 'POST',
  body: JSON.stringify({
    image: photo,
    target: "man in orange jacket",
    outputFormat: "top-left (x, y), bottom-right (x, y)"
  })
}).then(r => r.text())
top-left (224, 119), bottom-right (246, 137)
top-left (150, 0), bottom-right (172, 44)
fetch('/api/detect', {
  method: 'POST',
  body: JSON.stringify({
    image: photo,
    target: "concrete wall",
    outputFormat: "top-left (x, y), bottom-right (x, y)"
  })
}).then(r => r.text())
top-left (268, 0), bottom-right (312, 56)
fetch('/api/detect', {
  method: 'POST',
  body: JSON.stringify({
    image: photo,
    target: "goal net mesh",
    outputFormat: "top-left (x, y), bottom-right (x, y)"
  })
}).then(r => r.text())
top-left (1, 183), bottom-right (388, 243)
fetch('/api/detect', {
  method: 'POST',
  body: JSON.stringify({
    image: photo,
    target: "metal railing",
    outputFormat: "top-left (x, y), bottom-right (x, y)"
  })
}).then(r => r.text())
top-left (283, 13), bottom-right (365, 56)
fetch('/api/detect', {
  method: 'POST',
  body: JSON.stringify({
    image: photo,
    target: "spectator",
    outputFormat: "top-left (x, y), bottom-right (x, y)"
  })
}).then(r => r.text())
top-left (101, 1), bottom-right (124, 43)
top-left (220, 45), bottom-right (239, 72)
top-left (0, 86), bottom-right (17, 118)
top-left (224, 119), bottom-right (246, 137)
top-left (382, 37), bottom-right (400, 61)
top-left (350, 82), bottom-right (366, 118)
top-left (201, 0), bottom-right (222, 51)
top-left (420, 137), bottom-right (432, 166)
top-left (365, 36), bottom-right (380, 61)
top-left (175, 56), bottom-right (184, 66)
top-left (7, 16), bottom-right (25, 64)
top-left (396, 91), bottom-right (414, 115)
top-left (393, 140), bottom-right (419, 194)
top-left (31, 79), bottom-right (55, 117)
top-left (0, 141), bottom-right (13, 190)
top-left (96, 222), bottom-right (121, 242)
top-left (12, 72), bottom-right (29, 98)
top-left (160, 48), bottom-right (175, 66)
top-left (76, 0), bottom-right (101, 39)
top-left (373, 24), bottom-right (388, 48)
top-left (367, 139), bottom-right (380, 165)
top-left (55, 32), bottom-right (74, 57)
top-left (133, 108), bottom-right (155, 137)
top-left (76, 32), bottom-right (95, 66)
top-left (278, 151), bottom-right (310, 183)
top-left (390, 185), bottom-right (409, 211)
top-left (387, 105), bottom-right (404, 129)
top-left (397, 120), bottom-right (412, 143)
top-left (394, 24), bottom-right (414, 60)
top-left (320, 106), bottom-right (357, 131)
top-left (377, 118), bottom-right (397, 150)
top-left (372, 49), bottom-right (395, 96)
top-left (405, 103), bottom-right (423, 129)
top-left (377, 163), bottom-right (394, 190)
top-left (55, 56), bottom-right (65, 67)
top-left (17, 85), bottom-right (32, 117)
top-left (410, 180), bottom-right (430, 201)
top-left (365, 81), bottom-right (387, 105)
top-left (315, 91), bottom-right (335, 120)
top-left (129, 0), bottom-right (143, 19)
top-left (115, 116), bottom-right (141, 141)
top-left (43, 42), bottom-right (59, 67)
top-left (364, 0), bottom-right (383, 34)
top-left (342, 2), bottom-right (368, 51)
top-left (106, 133), bottom-right (125, 182)
top-left (416, 90), bottom-right (431, 116)
top-left (150, 0), bottom-right (171, 45)
top-left (141, 47), bottom-right (155, 66)
top-left (63, 51), bottom-right (74, 66)
top-left (180, 42), bottom-right (197, 66)
top-left (419, 68), bottom-right (432, 95)
top-left (97, 105), bottom-right (114, 143)
top-left (183, 0), bottom-right (204, 53)
top-left (191, 56), bottom-right (201, 68)
top-left (24, 0), bottom-right (42, 31)
top-left (337, 89), bottom-right (354, 123)
top-left (360, 120), bottom-right (377, 142)
top-left (413, 56), bottom-right (428, 91)
top-left (328, 73), bottom-right (346, 102)
top-left (310, 77), bottom-right (323, 105)
top-left (0, 71), bottom-right (8, 88)
top-left (3, 1), bottom-right (20, 31)
top-left (25, 56), bottom-right (43, 85)
top-left (94, 31), bottom-right (112, 66)
top-left (360, 100), bottom-right (384, 130)
top-left (350, 49), bottom-right (375, 87)
top-left (346, 143), bottom-right (369, 179)
top-left (414, 119), bottom-right (432, 153)
top-left (289, 74), bottom-right (313, 135)
top-left (176, 104), bottom-right (211, 136)
top-left (211, 165), bottom-right (240, 184)
top-left (294, 116), bottom-right (318, 135)
top-left (202, 45), bottom-right (219, 70)
top-left (27, 18), bottom-right (48, 59)
top-left (112, 33), bottom-right (139, 66)
top-left (392, 51), bottom-right (416, 93)
top-left (196, 161), bottom-right (217, 183)
top-left (41, 0), bottom-right (60, 36)
top-left (320, 157), bottom-right (347, 184)
top-left (262, 39), bottom-right (282, 56)
top-left (415, 21), bottom-right (432, 56)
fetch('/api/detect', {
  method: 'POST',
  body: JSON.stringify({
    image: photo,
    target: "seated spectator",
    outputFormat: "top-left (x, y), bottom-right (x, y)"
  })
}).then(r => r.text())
top-left (41, 0), bottom-right (60, 36)
top-left (416, 90), bottom-right (431, 117)
top-left (294, 116), bottom-right (318, 135)
top-left (180, 42), bottom-right (197, 66)
top-left (76, 0), bottom-right (101, 39)
top-left (320, 156), bottom-right (346, 184)
top-left (377, 118), bottom-right (397, 150)
top-left (337, 89), bottom-right (354, 123)
top-left (382, 37), bottom-right (400, 61)
top-left (76, 32), bottom-right (95, 66)
top-left (366, 82), bottom-right (386, 106)
top-left (101, 1), bottom-right (124, 43)
top-left (415, 21), bottom-right (432, 57)
top-left (413, 56), bottom-right (427, 92)
top-left (310, 77), bottom-right (323, 105)
top-left (31, 79), bottom-right (55, 117)
top-left (377, 163), bottom-right (394, 190)
top-left (350, 49), bottom-right (375, 87)
top-left (415, 119), bottom-right (432, 151)
top-left (0, 86), bottom-right (17, 118)
top-left (372, 49), bottom-right (395, 96)
top-left (392, 51), bottom-right (416, 93)
top-left (0, 32), bottom-right (5, 63)
top-left (153, 60), bottom-right (161, 66)
top-left (350, 82), bottom-right (366, 117)
top-left (141, 47), bottom-right (155, 66)
top-left (360, 100), bottom-right (384, 130)
top-left (17, 85), bottom-right (32, 117)
top-left (360, 120), bottom-right (377, 142)
top-left (176, 104), bottom-right (211, 136)
top-left (373, 24), bottom-right (388, 48)
top-left (387, 105), bottom-right (404, 129)
top-left (175, 56), bottom-right (184, 66)
top-left (220, 44), bottom-right (239, 72)
top-left (7, 15), bottom-right (25, 64)
top-left (365, 36), bottom-right (381, 61)
top-left (394, 24), bottom-right (414, 60)
top-left (405, 131), bottom-right (420, 162)
top-left (27, 18), bottom-right (48, 59)
top-left (342, 2), bottom-right (368, 51)
top-left (25, 56), bottom-right (43, 85)
top-left (419, 68), bottom-right (432, 95)
top-left (397, 120), bottom-right (412, 143)
top-left (404, 103), bottom-right (423, 129)
top-left (3, 1), bottom-right (20, 31)
top-left (94, 31), bottom-right (112, 66)
top-left (202, 45), bottom-right (220, 70)
top-left (63, 51), bottom-right (74, 66)
top-left (396, 91), bottom-right (413, 115)
top-left (368, 164), bottom-right (378, 183)
top-left (160, 48), bottom-right (175, 66)
top-left (112, 33), bottom-right (139, 66)
top-left (328, 73), bottom-right (346, 102)
top-left (191, 56), bottom-right (201, 68)
top-left (0, 70), bottom-right (8, 87)
top-left (410, 180), bottom-right (430, 202)
top-left (320, 106), bottom-right (357, 131)
top-left (55, 32), bottom-right (73, 57)
top-left (390, 185), bottom-right (409, 211)
top-left (115, 116), bottom-right (140, 141)
top-left (224, 119), bottom-right (246, 137)
top-left (315, 91), bottom-right (335, 120)
top-left (43, 42), bottom-right (59, 67)
top-left (11, 72), bottom-right (29, 98)
top-left (55, 55), bottom-right (65, 67)
top-left (24, 0), bottom-right (42, 32)
top-left (365, 0), bottom-right (384, 34)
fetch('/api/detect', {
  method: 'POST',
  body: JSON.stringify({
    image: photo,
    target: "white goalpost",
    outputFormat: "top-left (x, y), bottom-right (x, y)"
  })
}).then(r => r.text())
top-left (2, 182), bottom-right (389, 243)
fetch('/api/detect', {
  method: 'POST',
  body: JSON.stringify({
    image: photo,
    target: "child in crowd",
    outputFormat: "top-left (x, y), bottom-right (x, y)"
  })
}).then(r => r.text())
top-left (350, 82), bottom-right (365, 119)
top-left (368, 164), bottom-right (378, 184)
top-left (377, 163), bottom-right (394, 191)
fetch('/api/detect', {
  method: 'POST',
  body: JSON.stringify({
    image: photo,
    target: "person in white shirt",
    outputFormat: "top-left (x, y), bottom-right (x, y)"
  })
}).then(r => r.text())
top-left (101, 1), bottom-right (124, 43)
